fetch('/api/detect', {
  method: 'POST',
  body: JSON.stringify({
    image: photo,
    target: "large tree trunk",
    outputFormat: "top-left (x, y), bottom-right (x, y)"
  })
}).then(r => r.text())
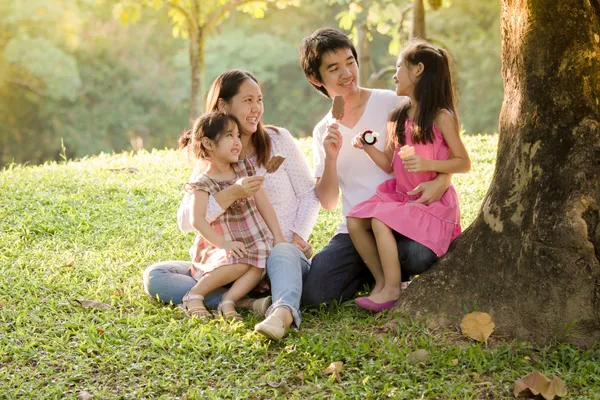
top-left (411, 0), bottom-right (426, 39)
top-left (397, 0), bottom-right (600, 347)
top-left (188, 28), bottom-right (205, 123)
top-left (357, 23), bottom-right (371, 87)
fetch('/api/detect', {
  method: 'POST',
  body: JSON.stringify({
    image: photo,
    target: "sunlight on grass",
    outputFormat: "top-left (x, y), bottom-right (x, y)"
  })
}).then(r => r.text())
top-left (1, 135), bottom-right (599, 399)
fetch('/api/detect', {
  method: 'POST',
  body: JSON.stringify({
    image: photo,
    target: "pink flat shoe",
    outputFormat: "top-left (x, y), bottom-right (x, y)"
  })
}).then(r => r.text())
top-left (355, 296), bottom-right (398, 312)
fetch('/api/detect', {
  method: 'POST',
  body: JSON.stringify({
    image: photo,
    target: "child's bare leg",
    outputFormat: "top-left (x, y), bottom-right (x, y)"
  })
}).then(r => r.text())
top-left (220, 266), bottom-right (264, 315)
top-left (347, 217), bottom-right (385, 294)
top-left (370, 218), bottom-right (402, 303)
top-left (186, 264), bottom-right (249, 310)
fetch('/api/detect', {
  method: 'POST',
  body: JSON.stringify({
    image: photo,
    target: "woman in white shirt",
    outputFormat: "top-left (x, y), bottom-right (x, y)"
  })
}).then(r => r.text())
top-left (143, 69), bottom-right (319, 340)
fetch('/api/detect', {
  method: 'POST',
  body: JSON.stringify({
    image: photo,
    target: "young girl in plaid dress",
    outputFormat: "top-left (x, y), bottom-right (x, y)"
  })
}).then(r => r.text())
top-left (180, 112), bottom-right (285, 320)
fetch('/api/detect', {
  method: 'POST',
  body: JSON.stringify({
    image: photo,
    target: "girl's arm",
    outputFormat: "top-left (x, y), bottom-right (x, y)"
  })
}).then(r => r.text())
top-left (352, 133), bottom-right (395, 174)
top-left (190, 190), bottom-right (246, 258)
top-left (212, 176), bottom-right (265, 210)
top-left (254, 187), bottom-right (286, 245)
top-left (403, 111), bottom-right (471, 174)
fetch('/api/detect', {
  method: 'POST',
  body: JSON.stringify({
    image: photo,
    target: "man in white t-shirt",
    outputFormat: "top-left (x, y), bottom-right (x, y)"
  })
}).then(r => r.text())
top-left (300, 28), bottom-right (451, 307)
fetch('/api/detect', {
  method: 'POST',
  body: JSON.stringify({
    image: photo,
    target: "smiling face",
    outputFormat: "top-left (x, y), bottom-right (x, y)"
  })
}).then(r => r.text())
top-left (210, 121), bottom-right (242, 163)
top-left (313, 48), bottom-right (359, 98)
top-left (220, 78), bottom-right (263, 136)
top-left (393, 56), bottom-right (421, 97)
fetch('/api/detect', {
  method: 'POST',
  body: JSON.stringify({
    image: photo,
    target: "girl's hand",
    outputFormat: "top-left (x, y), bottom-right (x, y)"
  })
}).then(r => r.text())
top-left (222, 241), bottom-right (247, 259)
top-left (402, 155), bottom-right (430, 173)
top-left (351, 132), bottom-right (365, 149)
top-left (234, 176), bottom-right (264, 198)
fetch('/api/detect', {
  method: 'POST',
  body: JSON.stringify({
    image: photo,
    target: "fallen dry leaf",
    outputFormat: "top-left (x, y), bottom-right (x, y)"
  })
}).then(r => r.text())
top-left (451, 359), bottom-right (459, 366)
top-left (60, 259), bottom-right (75, 268)
top-left (513, 371), bottom-right (567, 400)
top-left (406, 349), bottom-right (429, 364)
top-left (266, 379), bottom-right (288, 390)
top-left (77, 391), bottom-right (93, 400)
top-left (323, 361), bottom-right (343, 382)
top-left (96, 328), bottom-right (105, 335)
top-left (0, 299), bottom-right (7, 308)
top-left (460, 312), bottom-right (495, 343)
top-left (74, 300), bottom-right (111, 310)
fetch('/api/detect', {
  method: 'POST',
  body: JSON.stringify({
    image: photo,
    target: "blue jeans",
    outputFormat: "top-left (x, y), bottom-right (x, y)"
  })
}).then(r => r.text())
top-left (301, 233), bottom-right (437, 307)
top-left (142, 261), bottom-right (225, 308)
top-left (142, 243), bottom-right (310, 326)
top-left (265, 243), bottom-right (310, 327)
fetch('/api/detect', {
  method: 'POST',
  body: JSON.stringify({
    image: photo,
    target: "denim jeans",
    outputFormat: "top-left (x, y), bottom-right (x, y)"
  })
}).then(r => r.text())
top-left (142, 261), bottom-right (225, 308)
top-left (301, 233), bottom-right (437, 307)
top-left (264, 242), bottom-right (310, 327)
top-left (142, 243), bottom-right (310, 326)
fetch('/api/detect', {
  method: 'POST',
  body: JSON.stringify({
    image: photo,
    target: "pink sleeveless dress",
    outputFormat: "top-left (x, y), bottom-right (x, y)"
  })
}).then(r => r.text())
top-left (347, 120), bottom-right (461, 257)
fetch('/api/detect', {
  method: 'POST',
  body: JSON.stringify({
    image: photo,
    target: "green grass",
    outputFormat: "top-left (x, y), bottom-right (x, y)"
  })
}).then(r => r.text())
top-left (1, 135), bottom-right (599, 399)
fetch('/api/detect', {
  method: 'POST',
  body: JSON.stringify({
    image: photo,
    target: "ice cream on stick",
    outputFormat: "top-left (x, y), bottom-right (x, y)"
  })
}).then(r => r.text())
top-left (398, 145), bottom-right (415, 158)
top-left (262, 155), bottom-right (286, 175)
top-left (331, 95), bottom-right (345, 122)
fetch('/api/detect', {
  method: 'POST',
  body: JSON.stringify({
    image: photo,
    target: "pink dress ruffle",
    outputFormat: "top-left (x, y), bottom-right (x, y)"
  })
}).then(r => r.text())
top-left (347, 120), bottom-right (461, 257)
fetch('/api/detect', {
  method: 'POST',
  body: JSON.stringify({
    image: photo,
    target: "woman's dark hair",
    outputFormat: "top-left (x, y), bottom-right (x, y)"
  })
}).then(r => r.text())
top-left (388, 39), bottom-right (458, 148)
top-left (178, 112), bottom-right (240, 160)
top-left (205, 69), bottom-right (277, 168)
top-left (300, 28), bottom-right (359, 99)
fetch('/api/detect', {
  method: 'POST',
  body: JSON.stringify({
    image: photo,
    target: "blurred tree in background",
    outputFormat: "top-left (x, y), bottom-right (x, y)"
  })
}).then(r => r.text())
top-left (0, 0), bottom-right (501, 167)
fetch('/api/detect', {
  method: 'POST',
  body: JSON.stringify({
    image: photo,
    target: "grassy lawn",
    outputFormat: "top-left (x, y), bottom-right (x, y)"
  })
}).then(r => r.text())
top-left (1, 134), bottom-right (599, 399)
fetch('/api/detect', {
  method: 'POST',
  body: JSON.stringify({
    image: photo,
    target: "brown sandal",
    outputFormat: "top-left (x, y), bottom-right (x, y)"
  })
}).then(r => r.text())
top-left (182, 293), bottom-right (212, 319)
top-left (218, 300), bottom-right (243, 321)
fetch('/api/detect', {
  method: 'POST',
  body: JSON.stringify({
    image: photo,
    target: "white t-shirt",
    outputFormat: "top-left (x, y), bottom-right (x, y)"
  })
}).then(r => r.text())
top-left (313, 89), bottom-right (404, 235)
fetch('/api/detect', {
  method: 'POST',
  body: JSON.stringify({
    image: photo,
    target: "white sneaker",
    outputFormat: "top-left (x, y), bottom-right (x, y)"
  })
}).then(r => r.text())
top-left (254, 314), bottom-right (288, 341)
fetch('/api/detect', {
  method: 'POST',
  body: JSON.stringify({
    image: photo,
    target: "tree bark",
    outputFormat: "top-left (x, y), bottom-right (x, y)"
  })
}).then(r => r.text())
top-left (357, 23), bottom-right (371, 87)
top-left (397, 0), bottom-right (600, 347)
top-left (411, 0), bottom-right (426, 39)
top-left (188, 27), bottom-right (205, 123)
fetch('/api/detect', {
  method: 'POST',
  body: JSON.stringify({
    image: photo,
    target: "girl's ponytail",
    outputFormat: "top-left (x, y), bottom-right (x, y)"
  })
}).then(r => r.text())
top-left (178, 129), bottom-right (192, 150)
top-left (386, 102), bottom-right (412, 151)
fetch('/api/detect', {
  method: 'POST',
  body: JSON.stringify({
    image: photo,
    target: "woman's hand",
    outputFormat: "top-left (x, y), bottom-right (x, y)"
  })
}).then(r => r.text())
top-left (222, 241), bottom-right (247, 259)
top-left (234, 176), bottom-right (264, 198)
top-left (291, 233), bottom-right (313, 259)
top-left (402, 155), bottom-right (430, 173)
top-left (351, 132), bottom-right (365, 149)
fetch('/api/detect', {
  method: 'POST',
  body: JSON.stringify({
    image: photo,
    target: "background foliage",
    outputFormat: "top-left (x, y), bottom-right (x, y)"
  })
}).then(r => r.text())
top-left (0, 0), bottom-right (501, 166)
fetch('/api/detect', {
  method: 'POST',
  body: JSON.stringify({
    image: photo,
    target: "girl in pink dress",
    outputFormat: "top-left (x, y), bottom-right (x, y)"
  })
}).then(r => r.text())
top-left (180, 112), bottom-right (285, 320)
top-left (347, 40), bottom-right (471, 312)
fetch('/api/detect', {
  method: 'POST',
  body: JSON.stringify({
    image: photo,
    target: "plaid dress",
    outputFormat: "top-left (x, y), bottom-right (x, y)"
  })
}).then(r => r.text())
top-left (185, 160), bottom-right (273, 279)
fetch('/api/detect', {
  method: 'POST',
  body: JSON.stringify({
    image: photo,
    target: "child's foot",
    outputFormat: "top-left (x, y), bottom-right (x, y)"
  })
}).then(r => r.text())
top-left (218, 300), bottom-right (243, 321)
top-left (182, 293), bottom-right (212, 319)
top-left (368, 288), bottom-right (401, 305)
top-left (371, 282), bottom-right (385, 295)
top-left (355, 288), bottom-right (401, 312)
